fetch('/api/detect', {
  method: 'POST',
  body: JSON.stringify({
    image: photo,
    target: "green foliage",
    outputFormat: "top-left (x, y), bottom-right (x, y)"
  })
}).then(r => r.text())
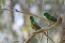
top-left (0, 0), bottom-right (6, 8)
top-left (0, 0), bottom-right (6, 16)
top-left (28, 0), bottom-right (35, 4)
top-left (13, 0), bottom-right (18, 6)
top-left (2, 0), bottom-right (5, 5)
top-left (0, 8), bottom-right (2, 17)
top-left (0, 9), bottom-right (3, 16)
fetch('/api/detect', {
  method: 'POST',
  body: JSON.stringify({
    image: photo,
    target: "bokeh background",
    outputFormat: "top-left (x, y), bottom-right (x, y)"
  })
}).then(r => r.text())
top-left (0, 0), bottom-right (65, 43)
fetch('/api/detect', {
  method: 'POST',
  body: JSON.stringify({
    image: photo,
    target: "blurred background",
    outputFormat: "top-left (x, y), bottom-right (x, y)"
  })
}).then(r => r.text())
top-left (0, 0), bottom-right (65, 43)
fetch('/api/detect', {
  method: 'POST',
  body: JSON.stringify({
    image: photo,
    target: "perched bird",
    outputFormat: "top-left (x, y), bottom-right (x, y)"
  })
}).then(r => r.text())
top-left (30, 16), bottom-right (41, 30)
top-left (44, 12), bottom-right (57, 22)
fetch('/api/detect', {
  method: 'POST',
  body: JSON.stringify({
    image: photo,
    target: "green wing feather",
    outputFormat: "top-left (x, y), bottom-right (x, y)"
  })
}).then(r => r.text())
top-left (30, 16), bottom-right (41, 30)
top-left (44, 12), bottom-right (57, 22)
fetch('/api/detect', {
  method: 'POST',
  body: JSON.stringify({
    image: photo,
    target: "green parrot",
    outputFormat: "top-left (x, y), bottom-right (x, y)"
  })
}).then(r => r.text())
top-left (44, 12), bottom-right (57, 22)
top-left (30, 16), bottom-right (41, 30)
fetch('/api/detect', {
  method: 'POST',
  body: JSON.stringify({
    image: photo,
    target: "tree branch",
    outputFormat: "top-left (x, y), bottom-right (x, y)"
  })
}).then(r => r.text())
top-left (25, 16), bottom-right (62, 43)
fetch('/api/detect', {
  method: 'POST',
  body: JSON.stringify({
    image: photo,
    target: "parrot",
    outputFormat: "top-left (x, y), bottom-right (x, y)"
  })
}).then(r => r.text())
top-left (30, 16), bottom-right (55, 42)
top-left (30, 16), bottom-right (41, 30)
top-left (44, 12), bottom-right (57, 22)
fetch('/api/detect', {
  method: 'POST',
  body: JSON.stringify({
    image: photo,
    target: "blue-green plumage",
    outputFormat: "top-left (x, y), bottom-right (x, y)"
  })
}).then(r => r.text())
top-left (44, 12), bottom-right (57, 22)
top-left (30, 16), bottom-right (41, 30)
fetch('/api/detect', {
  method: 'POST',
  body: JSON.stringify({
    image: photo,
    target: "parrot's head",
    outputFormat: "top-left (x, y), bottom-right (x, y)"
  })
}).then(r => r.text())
top-left (44, 12), bottom-right (50, 17)
top-left (30, 16), bottom-right (35, 22)
top-left (30, 16), bottom-right (33, 19)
